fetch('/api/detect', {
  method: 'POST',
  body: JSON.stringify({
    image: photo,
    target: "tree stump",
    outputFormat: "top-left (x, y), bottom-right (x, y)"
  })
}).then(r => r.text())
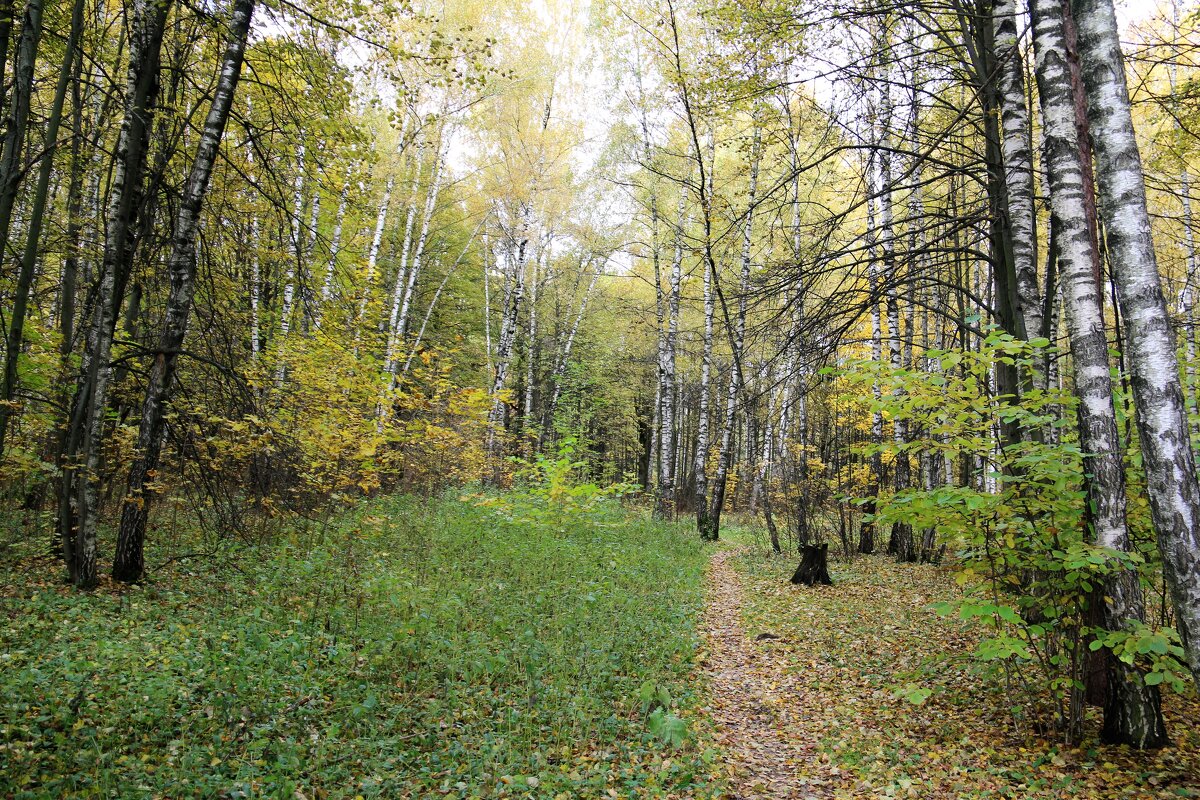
top-left (790, 543), bottom-right (832, 586)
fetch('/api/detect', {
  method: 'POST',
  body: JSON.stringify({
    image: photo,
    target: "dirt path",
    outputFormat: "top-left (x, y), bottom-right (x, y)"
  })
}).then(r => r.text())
top-left (700, 549), bottom-right (830, 800)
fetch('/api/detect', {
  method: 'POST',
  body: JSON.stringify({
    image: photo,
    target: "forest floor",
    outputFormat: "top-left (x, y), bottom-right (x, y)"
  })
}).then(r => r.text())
top-left (0, 495), bottom-right (725, 799)
top-left (4, 497), bottom-right (1200, 799)
top-left (707, 538), bottom-right (1200, 799)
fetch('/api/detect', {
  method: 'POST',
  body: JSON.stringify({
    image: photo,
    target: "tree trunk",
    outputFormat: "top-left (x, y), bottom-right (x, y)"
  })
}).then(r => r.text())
top-left (0, 0), bottom-right (79, 456)
top-left (1030, 0), bottom-right (1168, 748)
top-left (790, 544), bottom-right (832, 586)
top-left (694, 214), bottom-right (715, 540)
top-left (994, 0), bottom-right (1044, 351)
top-left (0, 0), bottom-right (43, 288)
top-left (65, 0), bottom-right (171, 589)
top-left (656, 191), bottom-right (685, 519)
top-left (707, 125), bottom-right (761, 541)
top-left (486, 226), bottom-right (529, 481)
top-left (320, 167), bottom-right (353, 311)
top-left (112, 0), bottom-right (255, 583)
top-left (391, 136), bottom-right (447, 375)
top-left (1071, 0), bottom-right (1200, 689)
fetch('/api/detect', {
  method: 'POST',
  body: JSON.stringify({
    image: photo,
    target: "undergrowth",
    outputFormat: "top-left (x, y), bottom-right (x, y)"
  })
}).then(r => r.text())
top-left (0, 495), bottom-right (721, 799)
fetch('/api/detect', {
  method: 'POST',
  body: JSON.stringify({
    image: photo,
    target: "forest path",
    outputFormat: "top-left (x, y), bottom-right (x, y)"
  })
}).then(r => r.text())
top-left (700, 548), bottom-right (831, 799)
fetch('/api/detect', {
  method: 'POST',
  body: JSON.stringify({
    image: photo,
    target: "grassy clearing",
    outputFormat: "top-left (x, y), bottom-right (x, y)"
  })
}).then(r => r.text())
top-left (732, 547), bottom-right (1200, 799)
top-left (0, 495), bottom-right (722, 799)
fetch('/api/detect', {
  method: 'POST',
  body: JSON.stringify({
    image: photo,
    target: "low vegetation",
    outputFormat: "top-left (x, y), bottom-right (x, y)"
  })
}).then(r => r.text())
top-left (0, 495), bottom-right (722, 799)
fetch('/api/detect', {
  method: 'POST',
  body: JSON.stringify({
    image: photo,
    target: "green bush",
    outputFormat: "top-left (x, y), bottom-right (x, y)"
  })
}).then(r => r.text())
top-left (838, 330), bottom-right (1191, 739)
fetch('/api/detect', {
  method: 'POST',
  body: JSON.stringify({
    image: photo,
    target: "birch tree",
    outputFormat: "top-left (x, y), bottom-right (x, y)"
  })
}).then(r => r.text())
top-left (63, 0), bottom-right (172, 588)
top-left (1031, 0), bottom-right (1168, 748)
top-left (113, 0), bottom-right (256, 582)
top-left (1071, 0), bottom-right (1200, 688)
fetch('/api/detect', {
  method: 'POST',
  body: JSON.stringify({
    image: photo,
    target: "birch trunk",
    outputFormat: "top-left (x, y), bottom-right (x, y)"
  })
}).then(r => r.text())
top-left (995, 0), bottom-right (1044, 347)
top-left (321, 172), bottom-right (352, 309)
top-left (273, 141), bottom-right (305, 383)
top-left (483, 228), bottom-right (494, 377)
top-left (65, 0), bottom-right (171, 588)
top-left (694, 243), bottom-right (715, 539)
top-left (388, 141), bottom-right (445, 381)
top-left (382, 142), bottom-right (426, 368)
top-left (1031, 0), bottom-right (1168, 748)
top-left (657, 191), bottom-right (686, 519)
top-left (1170, 1), bottom-right (1199, 441)
top-left (1072, 0), bottom-right (1200, 690)
top-left (0, 0), bottom-right (43, 286)
top-left (486, 227), bottom-right (529, 480)
top-left (706, 126), bottom-right (761, 541)
top-left (522, 244), bottom-right (542, 438)
top-left (113, 0), bottom-right (254, 582)
top-left (862, 140), bottom-right (884, 555)
top-left (693, 130), bottom-right (717, 540)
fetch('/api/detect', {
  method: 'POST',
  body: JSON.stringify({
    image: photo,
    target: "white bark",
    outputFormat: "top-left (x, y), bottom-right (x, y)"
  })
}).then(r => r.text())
top-left (658, 189), bottom-right (686, 515)
top-left (359, 174), bottom-right (395, 326)
top-left (483, 227), bottom-right (494, 378)
top-left (388, 139), bottom-right (445, 379)
top-left (709, 125), bottom-right (761, 528)
top-left (324, 171), bottom-right (352, 303)
top-left (1074, 0), bottom-right (1200, 684)
top-left (274, 140), bottom-right (304, 385)
top-left (995, 0), bottom-right (1044, 342)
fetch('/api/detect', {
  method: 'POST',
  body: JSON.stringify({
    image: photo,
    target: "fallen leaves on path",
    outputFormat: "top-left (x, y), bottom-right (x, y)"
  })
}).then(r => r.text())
top-left (700, 548), bottom-right (831, 799)
top-left (713, 547), bottom-right (1200, 799)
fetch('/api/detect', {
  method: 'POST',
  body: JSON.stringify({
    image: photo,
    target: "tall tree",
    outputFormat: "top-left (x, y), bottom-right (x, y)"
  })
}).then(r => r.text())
top-left (1071, 0), bottom-right (1200, 687)
top-left (112, 0), bottom-right (256, 583)
top-left (1030, 0), bottom-right (1168, 748)
top-left (63, 0), bottom-right (172, 588)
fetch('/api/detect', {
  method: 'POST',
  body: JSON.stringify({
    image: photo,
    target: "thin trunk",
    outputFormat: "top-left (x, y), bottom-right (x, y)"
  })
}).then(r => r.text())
top-left (66, 0), bottom-right (171, 589)
top-left (363, 173), bottom-right (397, 326)
top-left (381, 145), bottom-right (423, 363)
top-left (0, 0), bottom-right (43, 283)
top-left (0, 0), bottom-right (80, 455)
top-left (657, 191), bottom-right (686, 518)
top-left (113, 0), bottom-right (254, 582)
top-left (483, 228), bottom-right (494, 377)
top-left (274, 140), bottom-right (304, 383)
top-left (707, 125), bottom-right (761, 541)
top-left (320, 168), bottom-right (353, 311)
top-left (521, 244), bottom-right (542, 439)
top-left (694, 237), bottom-right (715, 539)
top-left (486, 226), bottom-right (529, 479)
top-left (692, 117), bottom-right (718, 539)
top-left (392, 143), bottom-right (446, 372)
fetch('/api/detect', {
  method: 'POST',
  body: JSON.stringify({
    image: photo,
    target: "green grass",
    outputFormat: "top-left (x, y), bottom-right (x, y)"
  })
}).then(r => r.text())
top-left (0, 495), bottom-right (722, 799)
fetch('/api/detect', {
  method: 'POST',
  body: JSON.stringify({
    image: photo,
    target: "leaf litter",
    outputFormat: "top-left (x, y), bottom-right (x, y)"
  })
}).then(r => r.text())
top-left (699, 546), bottom-right (1200, 799)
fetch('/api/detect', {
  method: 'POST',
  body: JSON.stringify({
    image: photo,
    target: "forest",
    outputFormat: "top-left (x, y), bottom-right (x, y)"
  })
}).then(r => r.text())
top-left (2, 0), bottom-right (1200, 795)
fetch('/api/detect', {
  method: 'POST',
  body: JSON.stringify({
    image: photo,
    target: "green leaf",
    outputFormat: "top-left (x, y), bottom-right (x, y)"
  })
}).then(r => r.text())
top-left (647, 709), bottom-right (688, 748)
